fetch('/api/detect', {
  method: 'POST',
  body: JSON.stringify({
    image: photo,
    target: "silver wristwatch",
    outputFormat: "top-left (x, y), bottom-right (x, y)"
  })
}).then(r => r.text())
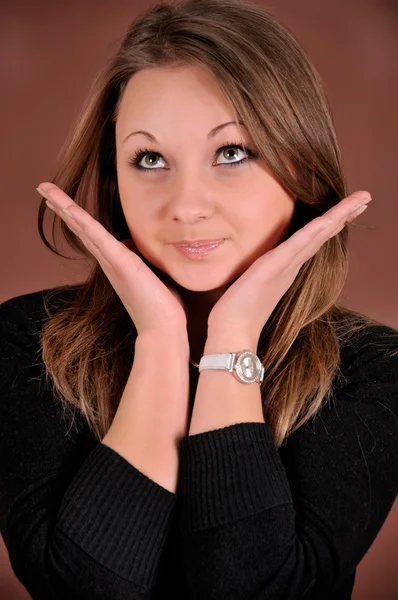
top-left (198, 349), bottom-right (264, 384)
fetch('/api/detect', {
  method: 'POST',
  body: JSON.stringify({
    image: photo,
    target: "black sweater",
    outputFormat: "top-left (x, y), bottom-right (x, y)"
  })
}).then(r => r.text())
top-left (1, 288), bottom-right (397, 600)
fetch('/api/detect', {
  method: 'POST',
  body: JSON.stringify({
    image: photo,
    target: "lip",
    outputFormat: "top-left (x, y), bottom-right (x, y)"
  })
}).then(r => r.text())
top-left (172, 239), bottom-right (225, 259)
top-left (172, 239), bottom-right (225, 248)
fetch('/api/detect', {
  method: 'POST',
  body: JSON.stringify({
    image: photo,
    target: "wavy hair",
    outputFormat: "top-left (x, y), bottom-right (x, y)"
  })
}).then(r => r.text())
top-left (37, 0), bottom-right (389, 448)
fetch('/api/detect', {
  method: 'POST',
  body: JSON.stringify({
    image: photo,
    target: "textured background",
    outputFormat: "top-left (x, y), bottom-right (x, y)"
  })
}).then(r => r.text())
top-left (1, 0), bottom-right (397, 597)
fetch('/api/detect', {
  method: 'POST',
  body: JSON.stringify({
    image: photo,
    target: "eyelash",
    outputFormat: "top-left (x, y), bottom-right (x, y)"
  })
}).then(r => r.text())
top-left (128, 139), bottom-right (258, 174)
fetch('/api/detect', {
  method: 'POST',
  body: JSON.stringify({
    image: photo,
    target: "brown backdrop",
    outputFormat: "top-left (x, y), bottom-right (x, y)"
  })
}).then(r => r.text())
top-left (1, 0), bottom-right (397, 598)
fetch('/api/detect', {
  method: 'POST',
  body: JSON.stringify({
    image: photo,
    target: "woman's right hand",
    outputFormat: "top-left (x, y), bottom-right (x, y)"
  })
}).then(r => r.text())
top-left (36, 183), bottom-right (189, 338)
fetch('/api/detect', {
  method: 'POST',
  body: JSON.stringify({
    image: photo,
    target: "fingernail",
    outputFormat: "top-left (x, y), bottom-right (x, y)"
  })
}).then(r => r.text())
top-left (36, 186), bottom-right (54, 204)
top-left (352, 204), bottom-right (368, 217)
top-left (351, 198), bottom-right (372, 213)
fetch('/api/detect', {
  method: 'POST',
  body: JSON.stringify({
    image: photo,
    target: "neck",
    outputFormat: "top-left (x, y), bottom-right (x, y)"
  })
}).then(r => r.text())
top-left (169, 279), bottom-right (232, 362)
top-left (187, 318), bottom-right (208, 364)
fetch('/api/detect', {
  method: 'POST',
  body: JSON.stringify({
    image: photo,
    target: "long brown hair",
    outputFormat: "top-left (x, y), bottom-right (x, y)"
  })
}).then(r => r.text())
top-left (37, 0), bottom-right (394, 448)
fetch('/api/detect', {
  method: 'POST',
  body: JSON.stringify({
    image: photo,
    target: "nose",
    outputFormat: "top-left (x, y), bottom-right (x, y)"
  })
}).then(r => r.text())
top-left (166, 175), bottom-right (215, 225)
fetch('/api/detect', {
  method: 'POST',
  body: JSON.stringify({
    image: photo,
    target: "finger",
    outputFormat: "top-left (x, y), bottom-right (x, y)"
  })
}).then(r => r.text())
top-left (319, 190), bottom-right (372, 228)
top-left (45, 198), bottom-right (116, 271)
top-left (309, 191), bottom-right (372, 241)
top-left (38, 184), bottom-right (129, 272)
top-left (274, 191), bottom-right (372, 269)
top-left (323, 204), bottom-right (368, 239)
top-left (317, 197), bottom-right (370, 240)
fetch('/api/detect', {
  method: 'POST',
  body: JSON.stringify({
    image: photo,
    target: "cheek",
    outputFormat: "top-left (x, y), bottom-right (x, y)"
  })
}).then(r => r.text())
top-left (241, 191), bottom-right (295, 229)
top-left (118, 186), bottom-right (153, 233)
top-left (238, 192), bottom-right (296, 253)
top-left (118, 201), bottom-right (152, 251)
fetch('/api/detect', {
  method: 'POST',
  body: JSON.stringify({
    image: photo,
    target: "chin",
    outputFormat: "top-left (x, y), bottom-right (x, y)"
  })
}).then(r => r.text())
top-left (164, 263), bottom-right (242, 293)
top-left (142, 249), bottom-right (245, 292)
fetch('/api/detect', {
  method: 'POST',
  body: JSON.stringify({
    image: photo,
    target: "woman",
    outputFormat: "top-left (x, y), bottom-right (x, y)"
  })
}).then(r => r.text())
top-left (1, 0), bottom-right (397, 598)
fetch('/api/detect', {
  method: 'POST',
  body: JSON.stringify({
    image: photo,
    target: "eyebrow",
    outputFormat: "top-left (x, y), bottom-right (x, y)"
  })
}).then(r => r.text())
top-left (122, 120), bottom-right (244, 145)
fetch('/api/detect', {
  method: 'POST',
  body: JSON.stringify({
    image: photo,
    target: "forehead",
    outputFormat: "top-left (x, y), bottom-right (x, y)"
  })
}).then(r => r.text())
top-left (115, 65), bottom-right (235, 134)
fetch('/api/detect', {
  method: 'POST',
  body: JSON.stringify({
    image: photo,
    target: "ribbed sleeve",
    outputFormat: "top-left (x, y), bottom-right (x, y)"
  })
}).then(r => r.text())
top-left (175, 325), bottom-right (398, 600)
top-left (178, 422), bottom-right (292, 531)
top-left (0, 290), bottom-right (180, 599)
top-left (55, 442), bottom-right (176, 585)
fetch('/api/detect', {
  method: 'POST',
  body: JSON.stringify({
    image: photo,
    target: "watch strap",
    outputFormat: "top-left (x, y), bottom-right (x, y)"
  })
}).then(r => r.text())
top-left (198, 350), bottom-right (265, 384)
top-left (198, 352), bottom-right (235, 372)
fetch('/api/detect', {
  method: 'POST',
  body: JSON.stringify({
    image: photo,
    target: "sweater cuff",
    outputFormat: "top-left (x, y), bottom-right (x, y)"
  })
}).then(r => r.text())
top-left (55, 442), bottom-right (177, 588)
top-left (178, 422), bottom-right (293, 532)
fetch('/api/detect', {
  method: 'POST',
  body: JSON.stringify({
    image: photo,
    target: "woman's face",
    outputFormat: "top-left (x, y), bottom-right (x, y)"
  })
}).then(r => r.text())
top-left (115, 64), bottom-right (296, 293)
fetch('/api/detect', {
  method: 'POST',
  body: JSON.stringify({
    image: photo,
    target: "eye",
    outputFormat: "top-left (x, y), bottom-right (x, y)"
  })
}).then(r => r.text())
top-left (217, 145), bottom-right (248, 165)
top-left (128, 140), bottom-right (258, 174)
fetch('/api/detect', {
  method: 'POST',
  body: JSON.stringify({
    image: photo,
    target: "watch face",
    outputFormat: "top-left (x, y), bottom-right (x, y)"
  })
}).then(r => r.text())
top-left (235, 351), bottom-right (262, 383)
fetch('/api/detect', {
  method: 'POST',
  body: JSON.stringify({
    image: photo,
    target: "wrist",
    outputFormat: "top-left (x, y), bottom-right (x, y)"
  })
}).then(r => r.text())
top-left (137, 328), bottom-right (190, 356)
top-left (204, 327), bottom-right (258, 355)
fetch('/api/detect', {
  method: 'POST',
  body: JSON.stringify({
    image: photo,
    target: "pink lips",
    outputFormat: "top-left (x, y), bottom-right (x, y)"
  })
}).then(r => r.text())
top-left (172, 239), bottom-right (225, 259)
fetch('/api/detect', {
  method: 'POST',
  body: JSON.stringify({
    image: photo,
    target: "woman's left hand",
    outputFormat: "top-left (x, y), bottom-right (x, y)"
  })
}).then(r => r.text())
top-left (207, 191), bottom-right (372, 340)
